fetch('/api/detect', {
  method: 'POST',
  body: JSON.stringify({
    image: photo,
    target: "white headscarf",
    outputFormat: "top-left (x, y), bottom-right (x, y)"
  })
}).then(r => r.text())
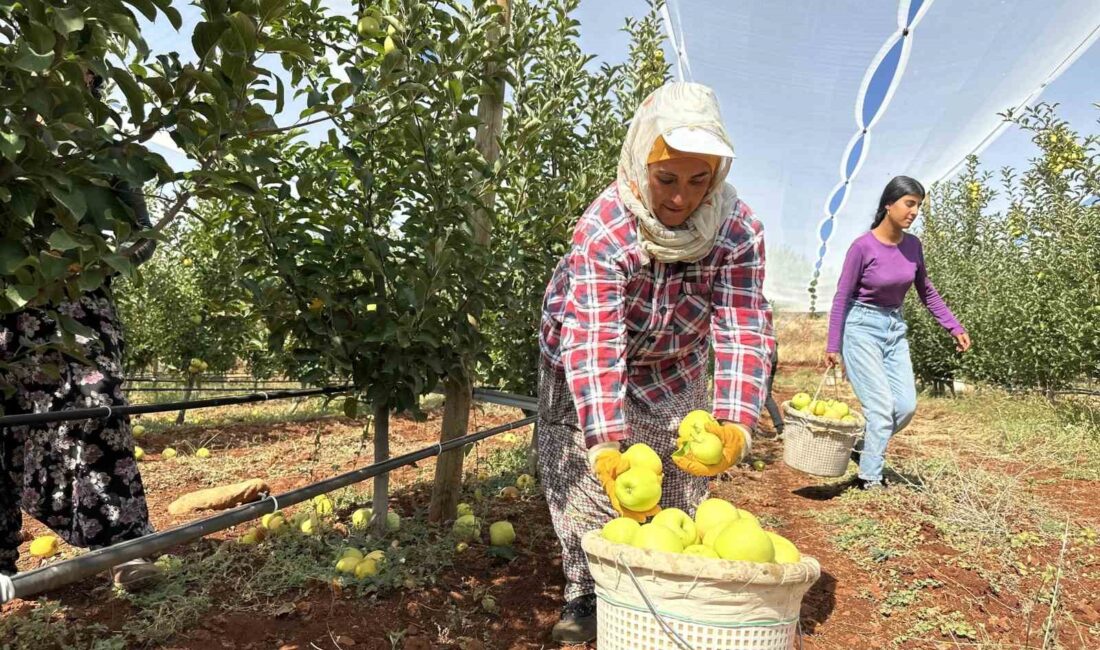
top-left (616, 82), bottom-right (736, 263)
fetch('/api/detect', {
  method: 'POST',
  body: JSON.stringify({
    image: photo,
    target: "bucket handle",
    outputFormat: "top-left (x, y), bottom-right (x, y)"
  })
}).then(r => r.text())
top-left (618, 553), bottom-right (697, 650)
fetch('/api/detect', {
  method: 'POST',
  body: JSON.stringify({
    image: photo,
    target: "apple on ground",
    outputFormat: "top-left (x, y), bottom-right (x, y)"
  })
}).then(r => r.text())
top-left (489, 521), bottom-right (516, 547)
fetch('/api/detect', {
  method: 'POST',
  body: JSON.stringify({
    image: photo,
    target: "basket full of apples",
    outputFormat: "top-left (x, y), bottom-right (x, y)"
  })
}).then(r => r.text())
top-left (781, 391), bottom-right (865, 477)
top-left (582, 498), bottom-right (820, 649)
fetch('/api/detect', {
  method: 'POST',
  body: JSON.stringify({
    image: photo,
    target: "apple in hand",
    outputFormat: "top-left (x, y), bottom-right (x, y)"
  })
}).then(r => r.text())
top-left (614, 467), bottom-right (662, 512)
top-left (622, 443), bottom-right (663, 476)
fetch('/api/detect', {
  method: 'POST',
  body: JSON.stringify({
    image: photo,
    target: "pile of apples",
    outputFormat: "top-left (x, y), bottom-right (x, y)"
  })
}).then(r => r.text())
top-left (601, 498), bottom-right (801, 564)
top-left (789, 392), bottom-right (858, 424)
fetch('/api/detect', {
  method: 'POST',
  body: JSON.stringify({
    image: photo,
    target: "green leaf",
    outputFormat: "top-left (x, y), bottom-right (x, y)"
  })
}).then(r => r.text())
top-left (4, 285), bottom-right (37, 309)
top-left (47, 229), bottom-right (83, 251)
top-left (227, 12), bottom-right (258, 52)
top-left (112, 69), bottom-right (146, 125)
top-left (12, 43), bottom-right (54, 73)
top-left (163, 6), bottom-right (183, 30)
top-left (343, 396), bottom-right (358, 418)
top-left (264, 37), bottom-right (312, 59)
top-left (57, 314), bottom-right (99, 340)
top-left (77, 269), bottom-right (106, 293)
top-left (47, 185), bottom-right (87, 219)
top-left (448, 78), bottom-right (464, 104)
top-left (0, 132), bottom-right (25, 160)
top-left (0, 241), bottom-right (28, 274)
top-left (52, 6), bottom-right (86, 34)
top-left (102, 254), bottom-right (133, 275)
top-left (192, 20), bottom-right (228, 60)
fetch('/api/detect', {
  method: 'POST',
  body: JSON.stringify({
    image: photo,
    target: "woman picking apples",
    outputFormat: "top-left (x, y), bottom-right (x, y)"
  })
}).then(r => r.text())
top-left (825, 176), bottom-right (971, 490)
top-left (536, 82), bottom-right (775, 643)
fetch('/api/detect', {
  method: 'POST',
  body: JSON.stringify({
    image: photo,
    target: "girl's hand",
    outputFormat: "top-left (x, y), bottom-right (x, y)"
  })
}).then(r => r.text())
top-left (825, 352), bottom-right (841, 369)
top-left (954, 332), bottom-right (971, 353)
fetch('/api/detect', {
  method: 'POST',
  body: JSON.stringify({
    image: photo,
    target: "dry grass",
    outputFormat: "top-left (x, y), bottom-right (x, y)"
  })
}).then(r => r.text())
top-left (774, 310), bottom-right (829, 367)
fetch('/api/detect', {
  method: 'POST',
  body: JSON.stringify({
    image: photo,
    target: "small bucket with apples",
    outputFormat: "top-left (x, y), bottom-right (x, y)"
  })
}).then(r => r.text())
top-left (583, 499), bottom-right (821, 649)
top-left (782, 369), bottom-right (865, 477)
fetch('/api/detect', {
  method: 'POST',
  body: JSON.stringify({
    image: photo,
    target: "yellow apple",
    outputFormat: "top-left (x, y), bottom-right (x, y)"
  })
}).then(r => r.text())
top-left (132, 424), bottom-right (146, 438)
top-left (713, 519), bottom-right (775, 563)
top-left (29, 536), bottom-right (60, 558)
top-left (489, 521), bottom-right (515, 547)
top-left (162, 447), bottom-right (177, 459)
top-left (312, 495), bottom-right (334, 516)
top-left (631, 523), bottom-right (684, 554)
top-left (262, 513), bottom-right (286, 532)
top-left (683, 544), bottom-right (719, 558)
top-left (824, 404), bottom-right (848, 420)
top-left (811, 401), bottom-right (827, 417)
top-left (354, 557), bottom-right (379, 578)
top-left (601, 517), bottom-right (641, 544)
top-left (385, 511), bottom-right (401, 532)
top-left (350, 508), bottom-right (372, 529)
top-left (335, 556), bottom-right (359, 574)
top-left (456, 503), bottom-right (474, 518)
top-left (133, 446), bottom-right (145, 461)
top-left (195, 447), bottom-right (211, 459)
top-left (790, 393), bottom-right (811, 411)
top-left (515, 474), bottom-right (535, 490)
top-left (734, 508), bottom-right (760, 527)
top-left (299, 515), bottom-right (321, 536)
top-left (694, 498), bottom-right (740, 540)
top-left (340, 548), bottom-right (364, 562)
top-left (614, 467), bottom-right (662, 512)
top-left (500, 486), bottom-right (520, 501)
top-left (701, 522), bottom-right (732, 548)
top-left (651, 508), bottom-right (697, 548)
top-left (766, 532), bottom-right (801, 563)
top-left (453, 514), bottom-right (481, 542)
top-left (841, 415), bottom-right (858, 424)
top-left (678, 410), bottom-right (717, 443)
top-left (622, 443), bottom-right (663, 475)
top-left (689, 432), bottom-right (724, 465)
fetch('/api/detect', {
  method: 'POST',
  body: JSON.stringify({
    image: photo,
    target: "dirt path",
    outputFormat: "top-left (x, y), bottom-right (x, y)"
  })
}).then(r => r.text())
top-left (4, 386), bottom-right (1098, 649)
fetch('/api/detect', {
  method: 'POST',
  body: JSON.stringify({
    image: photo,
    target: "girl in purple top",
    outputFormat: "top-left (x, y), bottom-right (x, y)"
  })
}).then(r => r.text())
top-left (825, 176), bottom-right (971, 489)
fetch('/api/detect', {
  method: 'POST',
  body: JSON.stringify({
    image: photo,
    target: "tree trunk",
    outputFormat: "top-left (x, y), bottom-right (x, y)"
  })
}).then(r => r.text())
top-left (428, 376), bottom-right (472, 523)
top-left (175, 374), bottom-right (195, 425)
top-left (429, 0), bottom-right (511, 524)
top-left (370, 402), bottom-right (390, 537)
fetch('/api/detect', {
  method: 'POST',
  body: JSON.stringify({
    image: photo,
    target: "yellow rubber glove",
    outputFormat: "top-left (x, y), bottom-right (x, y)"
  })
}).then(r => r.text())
top-left (672, 419), bottom-right (752, 477)
top-left (588, 443), bottom-right (663, 522)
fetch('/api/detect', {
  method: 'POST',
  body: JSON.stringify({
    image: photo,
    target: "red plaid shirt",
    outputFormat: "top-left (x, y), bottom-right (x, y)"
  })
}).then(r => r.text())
top-left (540, 183), bottom-right (775, 449)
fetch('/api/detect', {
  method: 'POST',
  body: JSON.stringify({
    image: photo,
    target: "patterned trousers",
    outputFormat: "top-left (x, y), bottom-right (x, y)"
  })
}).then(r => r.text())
top-left (0, 289), bottom-right (154, 575)
top-left (536, 360), bottom-right (709, 601)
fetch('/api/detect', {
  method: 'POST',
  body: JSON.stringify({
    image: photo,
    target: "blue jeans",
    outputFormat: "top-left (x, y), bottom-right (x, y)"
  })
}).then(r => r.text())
top-left (841, 302), bottom-right (917, 483)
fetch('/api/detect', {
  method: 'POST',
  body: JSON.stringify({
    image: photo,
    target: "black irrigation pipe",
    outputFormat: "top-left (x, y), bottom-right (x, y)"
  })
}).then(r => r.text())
top-left (0, 387), bottom-right (351, 428)
top-left (126, 377), bottom-right (315, 385)
top-left (122, 386), bottom-right (321, 394)
top-left (5, 413), bottom-right (537, 601)
top-left (471, 387), bottom-right (538, 413)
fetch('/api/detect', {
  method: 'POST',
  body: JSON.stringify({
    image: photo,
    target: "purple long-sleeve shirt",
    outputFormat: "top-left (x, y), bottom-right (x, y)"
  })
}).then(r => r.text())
top-left (826, 231), bottom-right (963, 353)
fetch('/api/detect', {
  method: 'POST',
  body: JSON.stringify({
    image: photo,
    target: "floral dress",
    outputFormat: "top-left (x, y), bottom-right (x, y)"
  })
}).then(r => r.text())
top-left (0, 287), bottom-right (153, 575)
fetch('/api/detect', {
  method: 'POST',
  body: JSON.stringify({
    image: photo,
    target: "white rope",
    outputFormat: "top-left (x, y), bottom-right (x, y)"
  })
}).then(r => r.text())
top-left (258, 392), bottom-right (269, 401)
top-left (0, 574), bottom-right (15, 603)
top-left (267, 494), bottom-right (280, 513)
top-left (103, 405), bottom-right (112, 419)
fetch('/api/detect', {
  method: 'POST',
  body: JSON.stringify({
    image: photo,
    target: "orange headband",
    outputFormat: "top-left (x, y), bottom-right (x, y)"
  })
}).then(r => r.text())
top-left (646, 135), bottom-right (720, 173)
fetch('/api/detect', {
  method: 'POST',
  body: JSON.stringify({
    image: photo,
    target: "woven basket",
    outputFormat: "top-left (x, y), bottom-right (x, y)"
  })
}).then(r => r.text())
top-left (781, 401), bottom-right (864, 477)
top-left (582, 531), bottom-right (820, 649)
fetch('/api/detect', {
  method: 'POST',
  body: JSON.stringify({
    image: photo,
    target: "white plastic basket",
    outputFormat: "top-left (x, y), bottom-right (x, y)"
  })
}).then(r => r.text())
top-left (781, 402), bottom-right (864, 477)
top-left (582, 531), bottom-right (821, 650)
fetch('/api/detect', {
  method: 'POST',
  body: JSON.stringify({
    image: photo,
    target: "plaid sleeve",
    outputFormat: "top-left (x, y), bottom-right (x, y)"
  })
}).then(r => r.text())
top-left (711, 202), bottom-right (776, 430)
top-left (559, 229), bottom-right (629, 449)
